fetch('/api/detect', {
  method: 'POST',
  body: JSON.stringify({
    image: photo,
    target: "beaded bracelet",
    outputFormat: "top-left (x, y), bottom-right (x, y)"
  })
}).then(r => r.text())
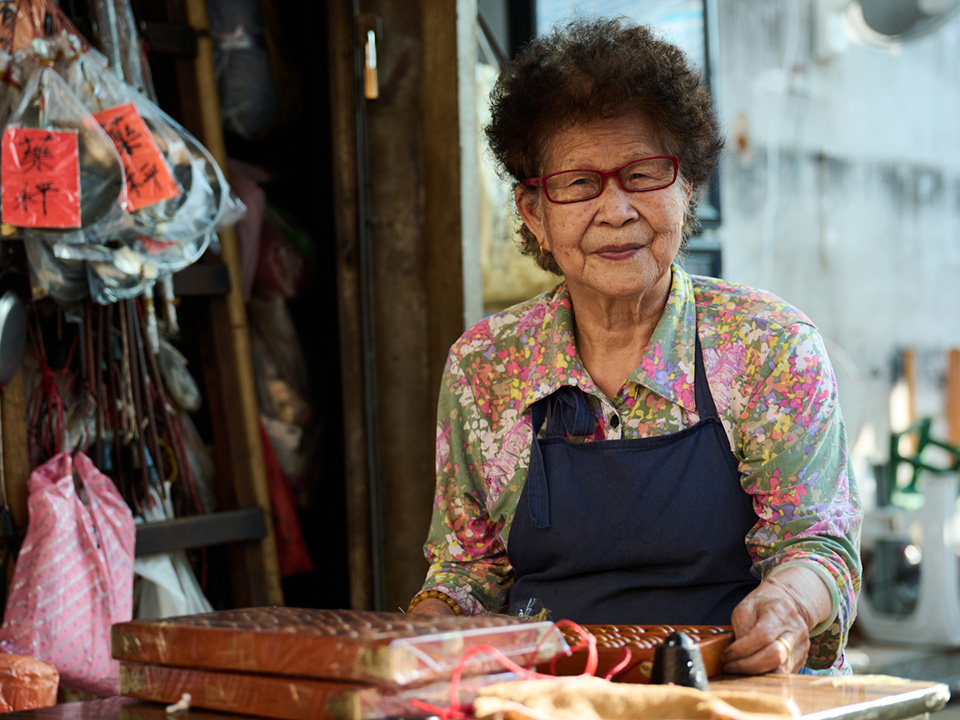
top-left (407, 589), bottom-right (464, 615)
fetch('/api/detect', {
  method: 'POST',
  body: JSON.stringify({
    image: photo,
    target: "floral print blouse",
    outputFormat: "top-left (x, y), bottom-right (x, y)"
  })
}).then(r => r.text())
top-left (418, 263), bottom-right (862, 672)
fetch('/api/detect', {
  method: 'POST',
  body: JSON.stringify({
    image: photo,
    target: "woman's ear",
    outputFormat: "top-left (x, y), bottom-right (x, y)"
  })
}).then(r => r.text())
top-left (515, 185), bottom-right (545, 247)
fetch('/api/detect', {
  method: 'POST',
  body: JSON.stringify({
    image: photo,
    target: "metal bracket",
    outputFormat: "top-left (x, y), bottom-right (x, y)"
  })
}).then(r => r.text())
top-left (357, 12), bottom-right (383, 100)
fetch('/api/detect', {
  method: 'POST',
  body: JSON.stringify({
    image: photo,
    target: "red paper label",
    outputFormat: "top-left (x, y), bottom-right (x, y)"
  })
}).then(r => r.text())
top-left (139, 234), bottom-right (177, 254)
top-left (1, 127), bottom-right (81, 228)
top-left (94, 103), bottom-right (181, 211)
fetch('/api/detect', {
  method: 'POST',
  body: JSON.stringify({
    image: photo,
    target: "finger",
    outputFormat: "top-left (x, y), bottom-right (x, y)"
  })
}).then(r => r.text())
top-left (723, 636), bottom-right (791, 675)
top-left (723, 615), bottom-right (785, 663)
top-left (772, 634), bottom-right (794, 669)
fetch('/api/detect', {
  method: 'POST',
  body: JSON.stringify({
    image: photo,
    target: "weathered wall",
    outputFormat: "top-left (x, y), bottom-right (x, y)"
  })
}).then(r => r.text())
top-left (713, 0), bottom-right (960, 476)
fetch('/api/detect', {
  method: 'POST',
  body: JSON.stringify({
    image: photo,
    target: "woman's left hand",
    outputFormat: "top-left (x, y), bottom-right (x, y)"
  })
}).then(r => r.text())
top-left (721, 566), bottom-right (832, 674)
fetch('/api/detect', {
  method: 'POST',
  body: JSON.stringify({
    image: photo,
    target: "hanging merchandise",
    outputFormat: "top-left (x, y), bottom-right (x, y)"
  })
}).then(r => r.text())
top-left (0, 50), bottom-right (28, 131)
top-left (0, 451), bottom-right (136, 697)
top-left (89, 0), bottom-right (156, 100)
top-left (208, 0), bottom-right (280, 140)
top-left (1, 38), bottom-right (130, 241)
top-left (0, 2), bottom-right (244, 306)
top-left (132, 482), bottom-right (214, 619)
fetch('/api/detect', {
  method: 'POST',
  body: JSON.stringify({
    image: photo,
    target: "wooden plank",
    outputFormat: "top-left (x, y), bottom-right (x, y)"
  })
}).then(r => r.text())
top-left (2, 367), bottom-right (28, 589)
top-left (947, 349), bottom-right (960, 447)
top-left (901, 348), bottom-right (917, 456)
top-left (327, 1), bottom-right (374, 611)
top-left (422, 1), bottom-right (467, 398)
top-left (182, 0), bottom-right (283, 608)
top-left (2, 367), bottom-right (29, 531)
top-left (903, 348), bottom-right (916, 425)
top-left (135, 507), bottom-right (267, 556)
top-left (711, 673), bottom-right (949, 720)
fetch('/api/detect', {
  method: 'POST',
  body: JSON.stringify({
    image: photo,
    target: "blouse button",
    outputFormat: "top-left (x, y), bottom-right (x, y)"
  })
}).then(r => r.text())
top-left (610, 415), bottom-right (620, 428)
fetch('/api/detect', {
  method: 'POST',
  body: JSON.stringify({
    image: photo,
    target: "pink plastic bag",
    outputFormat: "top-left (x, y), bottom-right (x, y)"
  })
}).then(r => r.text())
top-left (0, 452), bottom-right (135, 696)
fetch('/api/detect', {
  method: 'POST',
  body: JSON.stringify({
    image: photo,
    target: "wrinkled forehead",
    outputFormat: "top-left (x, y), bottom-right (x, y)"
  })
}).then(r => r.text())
top-left (538, 110), bottom-right (672, 172)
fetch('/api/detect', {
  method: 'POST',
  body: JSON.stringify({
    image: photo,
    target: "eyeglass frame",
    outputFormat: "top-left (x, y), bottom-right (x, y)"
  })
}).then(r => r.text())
top-left (521, 156), bottom-right (680, 204)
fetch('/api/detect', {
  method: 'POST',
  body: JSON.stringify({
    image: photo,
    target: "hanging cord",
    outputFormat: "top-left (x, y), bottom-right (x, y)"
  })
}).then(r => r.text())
top-left (24, 304), bottom-right (76, 464)
top-left (129, 300), bottom-right (166, 487)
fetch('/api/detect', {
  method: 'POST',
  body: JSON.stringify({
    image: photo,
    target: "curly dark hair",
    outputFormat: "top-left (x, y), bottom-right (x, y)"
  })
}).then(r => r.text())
top-left (486, 17), bottom-right (724, 275)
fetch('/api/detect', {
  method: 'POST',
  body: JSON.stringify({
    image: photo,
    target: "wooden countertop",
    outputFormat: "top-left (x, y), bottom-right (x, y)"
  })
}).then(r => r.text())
top-left (711, 673), bottom-right (951, 720)
top-left (2, 672), bottom-right (950, 720)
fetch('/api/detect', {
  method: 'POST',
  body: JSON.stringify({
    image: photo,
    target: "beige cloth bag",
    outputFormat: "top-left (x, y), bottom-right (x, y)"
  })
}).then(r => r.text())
top-left (472, 676), bottom-right (800, 720)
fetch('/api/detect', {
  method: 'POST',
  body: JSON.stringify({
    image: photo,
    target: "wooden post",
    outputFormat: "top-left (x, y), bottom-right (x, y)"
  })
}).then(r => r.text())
top-left (2, 369), bottom-right (29, 531)
top-left (902, 348), bottom-right (917, 456)
top-left (947, 349), bottom-right (960, 447)
top-left (182, 0), bottom-right (283, 608)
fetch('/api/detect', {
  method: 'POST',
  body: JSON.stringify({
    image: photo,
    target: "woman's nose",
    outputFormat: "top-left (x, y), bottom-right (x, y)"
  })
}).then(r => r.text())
top-left (595, 178), bottom-right (640, 225)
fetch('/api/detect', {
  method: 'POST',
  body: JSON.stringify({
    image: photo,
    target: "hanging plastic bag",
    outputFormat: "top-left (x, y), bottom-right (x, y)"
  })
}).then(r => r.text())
top-left (1, 39), bottom-right (130, 243)
top-left (60, 42), bottom-right (238, 241)
top-left (0, 451), bottom-right (136, 696)
top-left (133, 483), bottom-right (213, 619)
top-left (24, 235), bottom-right (88, 303)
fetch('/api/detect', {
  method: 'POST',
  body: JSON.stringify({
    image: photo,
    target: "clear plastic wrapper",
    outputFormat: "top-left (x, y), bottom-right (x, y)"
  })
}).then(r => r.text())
top-left (23, 233), bottom-right (88, 302)
top-left (158, 339), bottom-right (202, 413)
top-left (90, 0), bottom-right (156, 98)
top-left (111, 607), bottom-right (569, 687)
top-left (2, 13), bottom-right (240, 305)
top-left (84, 251), bottom-right (156, 304)
top-left (61, 44), bottom-right (229, 243)
top-left (2, 39), bottom-right (131, 241)
top-left (0, 50), bottom-right (28, 130)
top-left (120, 664), bottom-right (518, 720)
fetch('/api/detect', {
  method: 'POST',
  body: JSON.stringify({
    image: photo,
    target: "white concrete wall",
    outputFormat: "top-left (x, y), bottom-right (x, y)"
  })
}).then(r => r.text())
top-left (712, 0), bottom-right (960, 472)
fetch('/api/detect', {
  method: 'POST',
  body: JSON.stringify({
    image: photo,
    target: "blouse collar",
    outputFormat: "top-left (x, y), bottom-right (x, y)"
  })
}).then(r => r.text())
top-left (520, 263), bottom-right (698, 415)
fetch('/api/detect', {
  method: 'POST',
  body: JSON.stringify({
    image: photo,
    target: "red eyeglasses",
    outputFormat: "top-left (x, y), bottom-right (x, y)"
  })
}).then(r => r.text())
top-left (522, 156), bottom-right (679, 204)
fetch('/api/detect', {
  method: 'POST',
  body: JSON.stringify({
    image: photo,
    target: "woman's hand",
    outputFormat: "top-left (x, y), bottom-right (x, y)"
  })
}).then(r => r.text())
top-left (722, 565), bottom-right (833, 674)
top-left (408, 598), bottom-right (457, 617)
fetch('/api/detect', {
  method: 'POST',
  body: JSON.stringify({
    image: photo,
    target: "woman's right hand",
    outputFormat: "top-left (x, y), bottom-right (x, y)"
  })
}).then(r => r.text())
top-left (409, 598), bottom-right (457, 616)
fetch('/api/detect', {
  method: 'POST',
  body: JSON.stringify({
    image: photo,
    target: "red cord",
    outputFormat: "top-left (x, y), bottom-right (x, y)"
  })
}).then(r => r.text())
top-left (603, 646), bottom-right (633, 681)
top-left (408, 619), bottom-right (598, 719)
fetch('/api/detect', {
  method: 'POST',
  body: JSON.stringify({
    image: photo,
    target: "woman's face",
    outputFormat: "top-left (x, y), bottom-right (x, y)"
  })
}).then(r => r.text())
top-left (516, 111), bottom-right (690, 307)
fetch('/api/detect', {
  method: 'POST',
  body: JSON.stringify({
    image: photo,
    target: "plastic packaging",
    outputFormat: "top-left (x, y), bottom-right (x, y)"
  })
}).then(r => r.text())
top-left (120, 664), bottom-right (518, 720)
top-left (111, 607), bottom-right (569, 687)
top-left (133, 483), bottom-right (214, 619)
top-left (0, 654), bottom-right (59, 713)
top-left (209, 0), bottom-right (279, 140)
top-left (0, 451), bottom-right (136, 696)
top-left (62, 45), bottom-right (228, 243)
top-left (2, 39), bottom-right (131, 241)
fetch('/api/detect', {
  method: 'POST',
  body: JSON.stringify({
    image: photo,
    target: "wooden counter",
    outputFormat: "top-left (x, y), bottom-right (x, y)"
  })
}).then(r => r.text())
top-left (2, 672), bottom-right (950, 720)
top-left (711, 673), bottom-right (950, 720)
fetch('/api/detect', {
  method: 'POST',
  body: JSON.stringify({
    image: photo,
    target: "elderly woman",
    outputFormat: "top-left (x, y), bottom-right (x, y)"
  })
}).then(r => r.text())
top-left (408, 17), bottom-right (861, 676)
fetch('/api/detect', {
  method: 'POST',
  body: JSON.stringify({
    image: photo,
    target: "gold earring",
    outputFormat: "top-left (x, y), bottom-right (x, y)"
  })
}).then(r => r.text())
top-left (539, 243), bottom-right (548, 256)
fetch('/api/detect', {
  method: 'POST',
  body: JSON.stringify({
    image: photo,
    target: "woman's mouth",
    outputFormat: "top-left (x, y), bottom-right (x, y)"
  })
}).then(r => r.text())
top-left (593, 244), bottom-right (645, 261)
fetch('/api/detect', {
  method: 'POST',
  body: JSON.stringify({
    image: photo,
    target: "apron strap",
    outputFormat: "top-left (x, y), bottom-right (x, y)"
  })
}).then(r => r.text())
top-left (527, 399), bottom-right (552, 529)
top-left (527, 386), bottom-right (595, 529)
top-left (693, 333), bottom-right (719, 421)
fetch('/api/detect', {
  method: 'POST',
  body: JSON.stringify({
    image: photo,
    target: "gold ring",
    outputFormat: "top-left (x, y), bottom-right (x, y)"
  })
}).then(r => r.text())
top-left (775, 636), bottom-right (792, 656)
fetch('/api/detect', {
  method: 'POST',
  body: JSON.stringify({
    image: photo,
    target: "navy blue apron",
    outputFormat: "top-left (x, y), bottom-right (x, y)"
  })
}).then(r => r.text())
top-left (507, 334), bottom-right (760, 624)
